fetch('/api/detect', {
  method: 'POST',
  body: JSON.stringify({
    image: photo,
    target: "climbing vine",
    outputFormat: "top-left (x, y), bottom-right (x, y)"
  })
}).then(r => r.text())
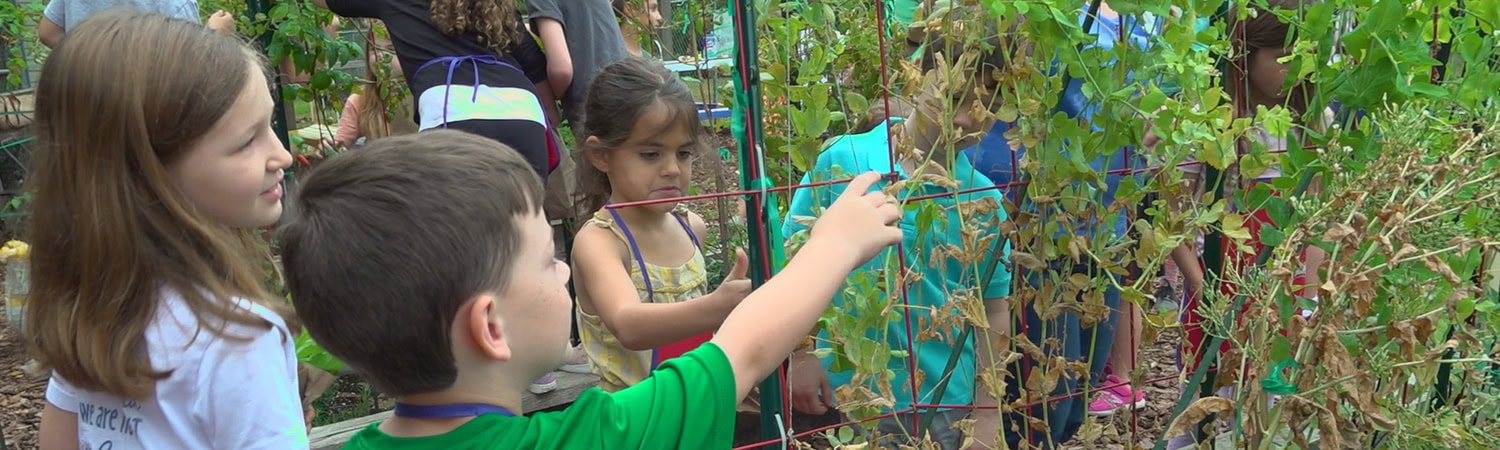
top-left (774, 0), bottom-right (1500, 447)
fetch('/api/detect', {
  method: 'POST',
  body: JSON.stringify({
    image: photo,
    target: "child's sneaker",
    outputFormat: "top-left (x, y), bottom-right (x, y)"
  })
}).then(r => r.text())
top-left (529, 372), bottom-right (558, 394)
top-left (559, 345), bottom-right (592, 374)
top-left (1087, 375), bottom-right (1145, 417)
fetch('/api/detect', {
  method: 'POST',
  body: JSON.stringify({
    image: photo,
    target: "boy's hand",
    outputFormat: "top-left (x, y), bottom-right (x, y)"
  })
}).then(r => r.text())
top-left (711, 248), bottom-right (752, 313)
top-left (811, 171), bottom-right (902, 262)
top-left (788, 351), bottom-right (835, 414)
top-left (207, 10), bottom-right (236, 34)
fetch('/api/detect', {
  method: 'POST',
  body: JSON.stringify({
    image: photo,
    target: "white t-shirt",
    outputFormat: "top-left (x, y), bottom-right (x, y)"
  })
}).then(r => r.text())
top-left (45, 288), bottom-right (308, 450)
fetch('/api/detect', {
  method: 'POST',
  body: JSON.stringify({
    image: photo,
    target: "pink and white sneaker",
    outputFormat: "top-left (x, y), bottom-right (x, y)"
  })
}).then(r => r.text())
top-left (1088, 374), bottom-right (1145, 417)
top-left (559, 345), bottom-right (593, 374)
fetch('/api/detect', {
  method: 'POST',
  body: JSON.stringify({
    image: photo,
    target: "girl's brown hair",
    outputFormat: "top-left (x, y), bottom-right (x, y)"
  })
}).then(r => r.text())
top-left (25, 12), bottom-right (291, 399)
top-left (575, 56), bottom-right (709, 219)
top-left (358, 25), bottom-right (396, 141)
top-left (430, 0), bottom-right (520, 51)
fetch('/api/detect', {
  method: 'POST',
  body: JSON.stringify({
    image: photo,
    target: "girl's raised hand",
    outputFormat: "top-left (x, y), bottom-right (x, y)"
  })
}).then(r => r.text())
top-left (811, 171), bottom-right (903, 262)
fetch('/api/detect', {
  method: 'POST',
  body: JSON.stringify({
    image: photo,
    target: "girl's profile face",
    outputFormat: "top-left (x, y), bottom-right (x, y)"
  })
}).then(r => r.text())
top-left (1248, 46), bottom-right (1294, 102)
top-left (168, 60), bottom-right (293, 228)
top-left (644, 0), bottom-right (661, 29)
top-left (368, 35), bottom-right (400, 76)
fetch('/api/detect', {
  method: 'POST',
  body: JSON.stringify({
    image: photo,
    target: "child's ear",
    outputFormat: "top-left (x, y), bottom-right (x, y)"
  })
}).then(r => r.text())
top-left (462, 294), bottom-right (512, 362)
top-left (584, 136), bottom-right (611, 173)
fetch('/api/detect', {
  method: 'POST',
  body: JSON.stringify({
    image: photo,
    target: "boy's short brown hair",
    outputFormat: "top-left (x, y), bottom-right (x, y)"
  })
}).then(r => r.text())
top-left (277, 130), bottom-right (544, 397)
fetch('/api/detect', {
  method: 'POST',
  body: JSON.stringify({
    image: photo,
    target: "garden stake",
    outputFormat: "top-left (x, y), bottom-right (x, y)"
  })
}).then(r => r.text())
top-left (727, 0), bottom-right (789, 446)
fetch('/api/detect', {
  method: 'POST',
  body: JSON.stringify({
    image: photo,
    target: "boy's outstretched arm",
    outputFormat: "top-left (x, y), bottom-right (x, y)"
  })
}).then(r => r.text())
top-left (711, 171), bottom-right (903, 401)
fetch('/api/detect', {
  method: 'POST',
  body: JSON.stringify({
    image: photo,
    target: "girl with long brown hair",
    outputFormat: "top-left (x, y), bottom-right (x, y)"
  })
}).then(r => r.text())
top-left (330, 22), bottom-right (418, 148)
top-left (25, 11), bottom-right (306, 449)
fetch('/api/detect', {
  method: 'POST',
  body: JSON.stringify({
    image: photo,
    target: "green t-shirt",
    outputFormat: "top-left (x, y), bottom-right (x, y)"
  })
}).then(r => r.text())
top-left (343, 343), bottom-right (737, 449)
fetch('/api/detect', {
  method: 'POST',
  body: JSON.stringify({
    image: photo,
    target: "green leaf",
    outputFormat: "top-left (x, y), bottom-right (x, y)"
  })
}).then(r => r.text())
top-left (1221, 213), bottom-right (1253, 241)
top-left (1198, 132), bottom-right (1237, 170)
top-left (1409, 82), bottom-right (1449, 99)
top-left (836, 426), bottom-right (855, 445)
top-left (1475, 0), bottom-right (1500, 33)
top-left (1192, 200), bottom-right (1227, 227)
top-left (1270, 335), bottom-right (1292, 362)
top-left (1139, 88), bottom-right (1168, 114)
top-left (310, 70), bottom-right (333, 90)
top-left (1477, 301), bottom-right (1500, 314)
top-left (1260, 226), bottom-right (1287, 247)
top-left (1266, 196), bottom-right (1294, 228)
top-left (1457, 297), bottom-right (1475, 319)
top-left (295, 329), bottom-right (346, 373)
top-left (845, 93), bottom-right (869, 121)
top-left (1257, 105), bottom-right (1293, 139)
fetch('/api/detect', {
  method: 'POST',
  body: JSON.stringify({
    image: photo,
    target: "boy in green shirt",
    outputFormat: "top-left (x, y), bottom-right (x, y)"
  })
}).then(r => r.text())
top-left (277, 130), bottom-right (904, 449)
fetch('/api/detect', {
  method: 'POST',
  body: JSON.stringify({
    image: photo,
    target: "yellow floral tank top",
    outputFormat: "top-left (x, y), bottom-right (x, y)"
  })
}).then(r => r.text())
top-left (576, 206), bottom-right (709, 393)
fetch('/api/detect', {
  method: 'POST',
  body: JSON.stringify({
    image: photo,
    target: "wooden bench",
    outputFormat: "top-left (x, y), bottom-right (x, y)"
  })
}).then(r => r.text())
top-left (308, 371), bottom-right (600, 450)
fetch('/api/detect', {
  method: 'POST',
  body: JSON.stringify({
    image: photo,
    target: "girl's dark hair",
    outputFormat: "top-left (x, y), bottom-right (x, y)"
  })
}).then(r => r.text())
top-left (430, 0), bottom-right (519, 51)
top-left (1229, 0), bottom-right (1320, 119)
top-left (575, 57), bottom-right (708, 219)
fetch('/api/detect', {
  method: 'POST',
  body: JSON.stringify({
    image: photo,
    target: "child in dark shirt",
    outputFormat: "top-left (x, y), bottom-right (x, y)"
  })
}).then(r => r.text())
top-left (310, 0), bottom-right (559, 179)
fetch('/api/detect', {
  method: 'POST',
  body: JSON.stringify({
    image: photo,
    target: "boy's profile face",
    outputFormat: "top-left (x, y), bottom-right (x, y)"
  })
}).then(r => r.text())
top-left (494, 209), bottom-right (574, 374)
top-left (909, 70), bottom-right (1000, 157)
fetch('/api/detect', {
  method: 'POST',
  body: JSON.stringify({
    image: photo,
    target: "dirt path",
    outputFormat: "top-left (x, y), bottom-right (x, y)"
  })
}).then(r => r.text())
top-left (0, 324), bottom-right (45, 450)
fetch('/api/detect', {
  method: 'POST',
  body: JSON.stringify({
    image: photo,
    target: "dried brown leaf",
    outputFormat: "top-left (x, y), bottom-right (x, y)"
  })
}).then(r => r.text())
top-left (957, 197), bottom-right (999, 218)
top-left (1321, 223), bottom-right (1357, 243)
top-left (1411, 316), bottom-right (1435, 341)
top-left (1024, 357), bottom-right (1066, 397)
top-left (1421, 339), bottom-right (1459, 362)
top-left (1393, 243), bottom-right (1420, 261)
top-left (1316, 398), bottom-right (1343, 450)
top-left (1010, 251), bottom-right (1047, 270)
top-left (1385, 321), bottom-right (1419, 360)
top-left (1163, 397), bottom-right (1235, 439)
top-left (1423, 255), bottom-right (1465, 285)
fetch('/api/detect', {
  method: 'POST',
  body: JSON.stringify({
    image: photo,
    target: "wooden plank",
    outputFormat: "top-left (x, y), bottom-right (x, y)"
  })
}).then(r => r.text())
top-left (308, 371), bottom-right (599, 450)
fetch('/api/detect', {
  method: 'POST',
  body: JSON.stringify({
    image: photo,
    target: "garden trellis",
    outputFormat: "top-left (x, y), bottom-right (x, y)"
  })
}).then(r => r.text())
top-left (589, 0), bottom-right (1500, 448)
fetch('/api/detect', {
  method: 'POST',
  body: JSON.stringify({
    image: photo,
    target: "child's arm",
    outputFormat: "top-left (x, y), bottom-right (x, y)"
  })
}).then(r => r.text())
top-left (967, 210), bottom-right (1014, 447)
top-left (37, 17), bottom-right (64, 49)
top-left (713, 171), bottom-right (903, 401)
top-left (532, 17), bottom-right (574, 98)
top-left (38, 0), bottom-right (67, 49)
top-left (572, 227), bottom-right (751, 351)
top-left (333, 94), bottom-right (363, 148)
top-left (39, 401), bottom-right (79, 450)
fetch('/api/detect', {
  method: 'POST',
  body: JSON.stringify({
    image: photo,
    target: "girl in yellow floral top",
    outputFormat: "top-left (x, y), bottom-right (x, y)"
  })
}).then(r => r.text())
top-left (570, 57), bottom-right (752, 392)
